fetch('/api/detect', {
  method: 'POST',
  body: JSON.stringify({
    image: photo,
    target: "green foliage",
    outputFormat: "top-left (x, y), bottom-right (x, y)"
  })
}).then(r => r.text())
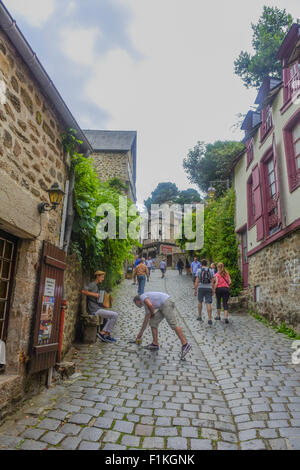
top-left (177, 189), bottom-right (242, 297)
top-left (234, 6), bottom-right (296, 89)
top-left (144, 182), bottom-right (201, 210)
top-left (183, 141), bottom-right (244, 197)
top-left (176, 189), bottom-right (202, 205)
top-left (250, 313), bottom-right (300, 340)
top-left (144, 182), bottom-right (180, 210)
top-left (62, 129), bottom-right (139, 291)
top-left (273, 322), bottom-right (300, 339)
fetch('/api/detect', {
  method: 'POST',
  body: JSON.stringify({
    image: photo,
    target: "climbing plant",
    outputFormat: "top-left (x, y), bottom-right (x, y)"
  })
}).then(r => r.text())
top-left (176, 189), bottom-right (242, 296)
top-left (62, 129), bottom-right (139, 291)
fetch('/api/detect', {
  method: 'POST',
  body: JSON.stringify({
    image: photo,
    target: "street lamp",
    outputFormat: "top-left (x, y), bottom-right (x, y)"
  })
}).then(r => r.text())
top-left (208, 179), bottom-right (230, 198)
top-left (38, 182), bottom-right (65, 213)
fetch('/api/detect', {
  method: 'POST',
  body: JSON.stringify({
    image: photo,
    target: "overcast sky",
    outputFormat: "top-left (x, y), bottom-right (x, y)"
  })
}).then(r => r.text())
top-left (4, 0), bottom-right (300, 205)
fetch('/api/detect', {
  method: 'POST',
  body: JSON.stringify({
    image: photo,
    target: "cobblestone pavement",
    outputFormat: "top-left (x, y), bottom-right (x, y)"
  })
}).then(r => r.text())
top-left (0, 270), bottom-right (300, 450)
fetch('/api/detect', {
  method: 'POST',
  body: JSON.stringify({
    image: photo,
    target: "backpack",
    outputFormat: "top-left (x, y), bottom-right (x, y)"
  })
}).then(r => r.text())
top-left (199, 267), bottom-right (212, 284)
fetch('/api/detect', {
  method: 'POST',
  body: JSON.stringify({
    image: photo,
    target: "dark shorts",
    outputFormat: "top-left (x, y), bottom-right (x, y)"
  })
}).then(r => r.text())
top-left (198, 288), bottom-right (212, 304)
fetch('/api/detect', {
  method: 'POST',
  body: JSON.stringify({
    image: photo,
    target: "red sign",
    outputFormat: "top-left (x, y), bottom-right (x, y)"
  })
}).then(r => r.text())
top-left (161, 245), bottom-right (173, 254)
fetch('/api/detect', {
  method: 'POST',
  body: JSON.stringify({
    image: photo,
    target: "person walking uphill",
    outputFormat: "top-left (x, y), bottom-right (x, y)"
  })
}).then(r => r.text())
top-left (133, 292), bottom-right (192, 360)
top-left (134, 258), bottom-right (149, 295)
top-left (177, 259), bottom-right (184, 275)
top-left (191, 257), bottom-right (201, 286)
top-left (194, 259), bottom-right (215, 325)
top-left (214, 262), bottom-right (232, 324)
top-left (82, 271), bottom-right (118, 343)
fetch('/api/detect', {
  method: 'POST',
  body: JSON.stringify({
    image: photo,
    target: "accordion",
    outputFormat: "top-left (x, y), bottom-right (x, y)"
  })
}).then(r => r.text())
top-left (98, 290), bottom-right (112, 308)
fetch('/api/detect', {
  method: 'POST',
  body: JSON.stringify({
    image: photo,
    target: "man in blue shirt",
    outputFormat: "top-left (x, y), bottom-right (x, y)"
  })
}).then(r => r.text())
top-left (190, 257), bottom-right (201, 286)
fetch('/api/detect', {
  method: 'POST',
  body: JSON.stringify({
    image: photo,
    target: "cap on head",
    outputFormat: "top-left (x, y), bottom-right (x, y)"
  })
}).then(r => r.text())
top-left (94, 270), bottom-right (106, 276)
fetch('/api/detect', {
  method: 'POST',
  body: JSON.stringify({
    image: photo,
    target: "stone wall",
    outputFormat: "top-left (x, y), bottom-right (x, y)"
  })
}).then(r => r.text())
top-left (247, 229), bottom-right (300, 333)
top-left (0, 32), bottom-right (68, 209)
top-left (0, 29), bottom-right (85, 417)
top-left (62, 254), bottom-right (83, 357)
top-left (91, 151), bottom-right (135, 200)
top-left (0, 29), bottom-right (70, 372)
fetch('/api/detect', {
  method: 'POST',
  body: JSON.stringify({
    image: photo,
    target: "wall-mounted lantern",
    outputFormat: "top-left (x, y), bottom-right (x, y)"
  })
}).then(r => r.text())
top-left (38, 182), bottom-right (65, 213)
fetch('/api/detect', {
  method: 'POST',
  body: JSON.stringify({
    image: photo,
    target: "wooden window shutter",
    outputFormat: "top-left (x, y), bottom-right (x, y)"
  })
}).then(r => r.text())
top-left (252, 165), bottom-right (263, 221)
top-left (252, 165), bottom-right (264, 241)
top-left (272, 133), bottom-right (282, 226)
top-left (256, 217), bottom-right (265, 241)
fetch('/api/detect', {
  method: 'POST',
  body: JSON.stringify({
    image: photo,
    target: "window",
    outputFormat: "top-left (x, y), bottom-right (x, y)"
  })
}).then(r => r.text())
top-left (246, 138), bottom-right (254, 168)
top-left (293, 122), bottom-right (300, 171)
top-left (261, 148), bottom-right (281, 237)
top-left (264, 157), bottom-right (279, 234)
top-left (254, 285), bottom-right (260, 302)
top-left (285, 61), bottom-right (300, 103)
top-left (260, 105), bottom-right (273, 141)
top-left (283, 109), bottom-right (300, 192)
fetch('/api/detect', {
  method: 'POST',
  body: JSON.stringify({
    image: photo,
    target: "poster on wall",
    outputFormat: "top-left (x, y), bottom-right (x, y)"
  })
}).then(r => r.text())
top-left (38, 278), bottom-right (56, 345)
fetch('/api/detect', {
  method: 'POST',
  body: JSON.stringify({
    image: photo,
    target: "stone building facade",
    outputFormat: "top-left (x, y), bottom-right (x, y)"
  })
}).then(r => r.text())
top-left (232, 24), bottom-right (300, 332)
top-left (141, 207), bottom-right (187, 268)
top-left (0, 6), bottom-right (91, 420)
top-left (84, 130), bottom-right (137, 202)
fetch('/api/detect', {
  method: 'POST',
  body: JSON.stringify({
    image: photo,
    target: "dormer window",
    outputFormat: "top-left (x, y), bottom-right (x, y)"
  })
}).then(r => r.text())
top-left (260, 105), bottom-right (273, 141)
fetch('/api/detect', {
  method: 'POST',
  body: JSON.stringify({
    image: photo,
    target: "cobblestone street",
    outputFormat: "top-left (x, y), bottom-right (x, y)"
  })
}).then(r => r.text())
top-left (0, 270), bottom-right (299, 451)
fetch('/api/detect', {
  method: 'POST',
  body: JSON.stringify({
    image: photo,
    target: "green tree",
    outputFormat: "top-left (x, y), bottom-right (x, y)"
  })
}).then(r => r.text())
top-left (176, 188), bottom-right (202, 205)
top-left (183, 140), bottom-right (244, 197)
top-left (234, 6), bottom-right (295, 89)
top-left (144, 182), bottom-right (180, 210)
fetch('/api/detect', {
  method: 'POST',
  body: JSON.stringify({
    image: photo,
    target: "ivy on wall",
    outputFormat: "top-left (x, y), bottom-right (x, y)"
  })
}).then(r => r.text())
top-left (201, 189), bottom-right (242, 296)
top-left (62, 129), bottom-right (139, 291)
top-left (177, 189), bottom-right (242, 296)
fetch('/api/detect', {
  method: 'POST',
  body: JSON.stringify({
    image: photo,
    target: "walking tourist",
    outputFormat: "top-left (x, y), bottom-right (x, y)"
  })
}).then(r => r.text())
top-left (146, 256), bottom-right (153, 277)
top-left (132, 255), bottom-right (141, 285)
top-left (82, 271), bottom-right (118, 343)
top-left (191, 257), bottom-right (201, 285)
top-left (160, 259), bottom-right (167, 278)
top-left (185, 258), bottom-right (191, 275)
top-left (177, 259), bottom-right (184, 275)
top-left (194, 259), bottom-right (215, 325)
top-left (134, 258), bottom-right (149, 295)
top-left (133, 292), bottom-right (192, 360)
top-left (211, 262), bottom-right (217, 275)
top-left (214, 262), bottom-right (231, 324)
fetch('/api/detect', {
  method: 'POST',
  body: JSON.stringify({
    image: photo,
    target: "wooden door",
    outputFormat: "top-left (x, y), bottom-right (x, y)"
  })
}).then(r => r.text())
top-left (29, 241), bottom-right (66, 374)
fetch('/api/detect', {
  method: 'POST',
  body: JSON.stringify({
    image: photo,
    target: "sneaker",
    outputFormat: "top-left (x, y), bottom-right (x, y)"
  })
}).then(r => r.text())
top-left (97, 332), bottom-right (108, 342)
top-left (144, 343), bottom-right (159, 351)
top-left (225, 319), bottom-right (229, 324)
top-left (181, 343), bottom-right (192, 359)
top-left (208, 320), bottom-right (213, 326)
top-left (215, 316), bottom-right (221, 320)
top-left (105, 335), bottom-right (117, 343)
top-left (197, 316), bottom-right (203, 321)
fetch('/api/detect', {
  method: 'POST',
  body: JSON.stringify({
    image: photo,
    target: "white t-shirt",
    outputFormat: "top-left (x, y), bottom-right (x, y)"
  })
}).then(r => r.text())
top-left (146, 259), bottom-right (153, 268)
top-left (140, 292), bottom-right (170, 313)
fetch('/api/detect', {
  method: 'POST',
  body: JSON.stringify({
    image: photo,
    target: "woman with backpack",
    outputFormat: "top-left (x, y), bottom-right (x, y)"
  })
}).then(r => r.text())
top-left (214, 262), bottom-right (232, 324)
